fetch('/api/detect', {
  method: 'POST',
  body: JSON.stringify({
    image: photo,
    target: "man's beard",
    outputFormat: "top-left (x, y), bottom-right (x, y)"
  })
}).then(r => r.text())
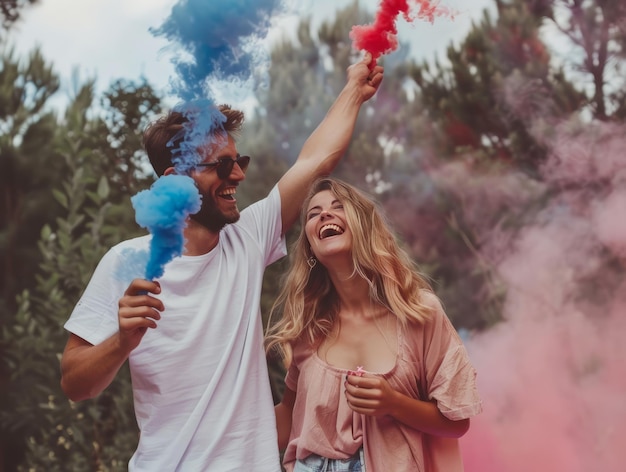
top-left (190, 193), bottom-right (240, 232)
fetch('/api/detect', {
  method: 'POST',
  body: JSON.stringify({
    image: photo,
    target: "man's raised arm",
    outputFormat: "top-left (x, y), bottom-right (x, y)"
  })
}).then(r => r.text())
top-left (277, 53), bottom-right (384, 234)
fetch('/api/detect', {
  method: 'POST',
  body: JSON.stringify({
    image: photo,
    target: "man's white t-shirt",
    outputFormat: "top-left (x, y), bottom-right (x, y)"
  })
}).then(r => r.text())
top-left (65, 186), bottom-right (286, 471)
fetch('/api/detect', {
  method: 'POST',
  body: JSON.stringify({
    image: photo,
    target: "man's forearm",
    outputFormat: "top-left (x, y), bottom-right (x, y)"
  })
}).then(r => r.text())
top-left (60, 333), bottom-right (130, 401)
top-left (298, 82), bottom-right (366, 173)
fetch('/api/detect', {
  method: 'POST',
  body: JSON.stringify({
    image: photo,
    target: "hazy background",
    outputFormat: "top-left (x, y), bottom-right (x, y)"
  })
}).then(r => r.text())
top-left (1, 0), bottom-right (624, 470)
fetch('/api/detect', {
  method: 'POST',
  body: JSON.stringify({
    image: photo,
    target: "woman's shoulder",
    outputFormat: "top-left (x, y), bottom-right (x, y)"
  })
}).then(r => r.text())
top-left (403, 289), bottom-right (456, 344)
top-left (418, 289), bottom-right (444, 313)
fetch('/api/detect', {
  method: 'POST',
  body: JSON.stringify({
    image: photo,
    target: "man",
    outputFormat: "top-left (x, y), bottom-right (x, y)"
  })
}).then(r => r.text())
top-left (60, 54), bottom-right (383, 471)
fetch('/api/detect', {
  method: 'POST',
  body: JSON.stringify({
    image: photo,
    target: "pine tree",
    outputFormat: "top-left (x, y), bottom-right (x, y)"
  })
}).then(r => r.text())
top-left (542, 0), bottom-right (626, 120)
top-left (0, 46), bottom-right (61, 319)
top-left (409, 0), bottom-right (585, 173)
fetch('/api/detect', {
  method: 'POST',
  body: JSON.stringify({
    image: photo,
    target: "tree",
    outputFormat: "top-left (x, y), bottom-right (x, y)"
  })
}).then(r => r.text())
top-left (0, 79), bottom-right (150, 470)
top-left (0, 43), bottom-right (163, 467)
top-left (0, 0), bottom-right (38, 30)
top-left (99, 78), bottom-right (162, 196)
top-left (409, 0), bottom-right (584, 172)
top-left (0, 46), bottom-right (61, 328)
top-left (543, 0), bottom-right (626, 120)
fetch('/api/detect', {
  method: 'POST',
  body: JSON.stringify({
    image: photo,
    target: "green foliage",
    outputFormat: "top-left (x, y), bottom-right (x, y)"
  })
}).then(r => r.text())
top-left (99, 78), bottom-right (162, 196)
top-left (2, 291), bottom-right (136, 472)
top-left (409, 0), bottom-right (585, 172)
top-left (0, 36), bottom-right (163, 467)
top-left (0, 46), bottom-right (63, 329)
top-left (0, 77), bottom-right (144, 469)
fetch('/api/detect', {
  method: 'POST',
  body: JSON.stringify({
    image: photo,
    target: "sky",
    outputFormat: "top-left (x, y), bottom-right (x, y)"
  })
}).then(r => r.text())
top-left (7, 0), bottom-right (495, 110)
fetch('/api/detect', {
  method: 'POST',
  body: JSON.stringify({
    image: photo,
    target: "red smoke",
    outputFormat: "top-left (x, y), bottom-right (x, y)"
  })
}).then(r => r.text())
top-left (350, 0), bottom-right (456, 64)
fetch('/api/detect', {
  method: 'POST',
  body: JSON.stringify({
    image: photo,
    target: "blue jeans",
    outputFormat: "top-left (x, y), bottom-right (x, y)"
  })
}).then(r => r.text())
top-left (293, 448), bottom-right (365, 472)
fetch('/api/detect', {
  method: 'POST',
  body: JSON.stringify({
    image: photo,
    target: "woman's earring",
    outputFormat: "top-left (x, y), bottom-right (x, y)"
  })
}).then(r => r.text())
top-left (306, 256), bottom-right (317, 269)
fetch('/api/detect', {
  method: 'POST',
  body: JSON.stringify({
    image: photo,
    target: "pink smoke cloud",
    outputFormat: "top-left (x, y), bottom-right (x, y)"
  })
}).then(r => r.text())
top-left (457, 120), bottom-right (626, 472)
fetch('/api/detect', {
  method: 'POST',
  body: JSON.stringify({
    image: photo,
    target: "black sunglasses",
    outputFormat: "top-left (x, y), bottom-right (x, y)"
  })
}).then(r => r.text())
top-left (195, 154), bottom-right (251, 179)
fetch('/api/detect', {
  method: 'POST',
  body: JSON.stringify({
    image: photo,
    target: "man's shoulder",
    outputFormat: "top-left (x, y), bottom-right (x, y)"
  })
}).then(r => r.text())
top-left (233, 186), bottom-right (281, 227)
top-left (240, 185), bottom-right (280, 214)
top-left (110, 234), bottom-right (151, 251)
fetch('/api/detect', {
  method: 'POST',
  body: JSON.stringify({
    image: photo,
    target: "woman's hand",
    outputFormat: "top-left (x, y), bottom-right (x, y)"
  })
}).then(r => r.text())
top-left (344, 372), bottom-right (398, 417)
top-left (345, 371), bottom-right (470, 437)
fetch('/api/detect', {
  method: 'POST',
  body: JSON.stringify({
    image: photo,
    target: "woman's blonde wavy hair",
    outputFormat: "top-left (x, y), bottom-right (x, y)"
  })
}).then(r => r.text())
top-left (265, 178), bottom-right (436, 364)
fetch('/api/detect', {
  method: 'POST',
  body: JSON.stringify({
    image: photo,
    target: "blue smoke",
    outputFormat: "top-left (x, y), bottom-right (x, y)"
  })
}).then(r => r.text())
top-left (169, 98), bottom-right (227, 175)
top-left (150, 0), bottom-right (284, 101)
top-left (124, 0), bottom-right (288, 282)
top-left (114, 248), bottom-right (150, 285)
top-left (131, 174), bottom-right (202, 280)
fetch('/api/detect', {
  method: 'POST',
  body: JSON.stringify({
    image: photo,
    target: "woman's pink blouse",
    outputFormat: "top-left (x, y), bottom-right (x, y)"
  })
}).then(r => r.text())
top-left (282, 296), bottom-right (483, 472)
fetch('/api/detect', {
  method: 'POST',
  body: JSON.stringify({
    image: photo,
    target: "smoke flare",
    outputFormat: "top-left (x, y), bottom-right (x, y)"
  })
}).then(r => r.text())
top-left (350, 0), bottom-right (456, 65)
top-left (131, 174), bottom-right (201, 280)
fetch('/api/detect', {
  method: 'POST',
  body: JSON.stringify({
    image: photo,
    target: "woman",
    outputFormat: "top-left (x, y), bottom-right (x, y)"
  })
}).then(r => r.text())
top-left (266, 178), bottom-right (482, 472)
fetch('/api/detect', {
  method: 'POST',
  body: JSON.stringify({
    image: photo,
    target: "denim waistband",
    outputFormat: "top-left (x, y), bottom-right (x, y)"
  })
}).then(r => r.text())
top-left (293, 447), bottom-right (365, 472)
